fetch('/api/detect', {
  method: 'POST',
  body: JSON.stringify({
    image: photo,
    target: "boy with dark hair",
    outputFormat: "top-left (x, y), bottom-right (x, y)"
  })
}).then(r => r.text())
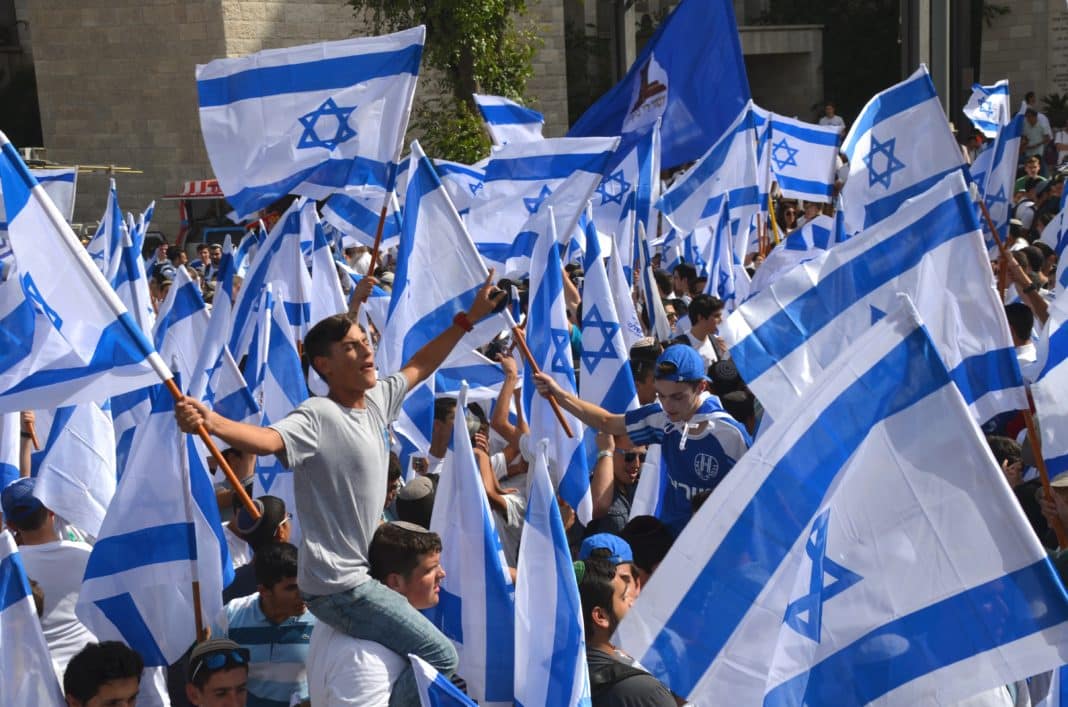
top-left (63, 641), bottom-right (144, 707)
top-left (212, 542), bottom-right (315, 706)
top-left (224, 495), bottom-right (291, 603)
top-left (185, 638), bottom-right (250, 707)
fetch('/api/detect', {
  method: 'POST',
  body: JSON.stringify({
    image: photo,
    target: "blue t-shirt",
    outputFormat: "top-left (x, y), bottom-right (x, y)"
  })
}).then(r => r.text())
top-left (625, 394), bottom-right (751, 532)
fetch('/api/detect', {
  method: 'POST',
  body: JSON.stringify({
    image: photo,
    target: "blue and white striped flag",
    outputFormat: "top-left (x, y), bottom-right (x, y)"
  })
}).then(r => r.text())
top-left (473, 93), bottom-right (544, 147)
top-left (768, 113), bottom-right (840, 203)
top-left (657, 103), bottom-right (760, 261)
top-left (607, 230), bottom-right (645, 350)
top-left (0, 134), bottom-right (169, 413)
top-left (1032, 298), bottom-right (1068, 479)
top-left (701, 195), bottom-right (748, 311)
top-left (112, 201), bottom-right (157, 337)
top-left (515, 440), bottom-right (591, 706)
top-left (321, 190), bottom-right (403, 250)
top-left (522, 209), bottom-right (593, 522)
top-left (466, 136), bottom-right (618, 275)
top-left (76, 383), bottom-right (233, 667)
top-left (233, 225), bottom-right (264, 279)
top-left (591, 125), bottom-right (661, 246)
top-left (428, 382), bottom-right (515, 706)
top-left (748, 214), bottom-right (837, 297)
top-left (85, 180), bottom-right (123, 281)
top-left (0, 530), bottom-right (65, 706)
top-left (0, 414), bottom-right (17, 489)
top-left (196, 27), bottom-right (425, 219)
top-left (963, 80), bottom-right (1011, 139)
top-left (724, 171), bottom-right (1026, 425)
top-left (29, 167), bottom-right (77, 222)
top-left (618, 299), bottom-right (1068, 705)
top-left (411, 653), bottom-right (477, 707)
top-left (433, 159), bottom-right (486, 217)
top-left (979, 110), bottom-right (1025, 251)
top-left (840, 66), bottom-right (965, 234)
top-left (31, 401), bottom-right (115, 538)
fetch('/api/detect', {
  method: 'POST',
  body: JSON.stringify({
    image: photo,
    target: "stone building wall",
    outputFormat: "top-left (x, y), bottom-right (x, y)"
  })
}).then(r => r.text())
top-left (980, 0), bottom-right (1068, 107)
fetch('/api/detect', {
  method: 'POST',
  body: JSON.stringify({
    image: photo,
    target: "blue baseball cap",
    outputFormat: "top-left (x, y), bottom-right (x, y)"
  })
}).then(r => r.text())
top-left (655, 344), bottom-right (710, 383)
top-left (579, 533), bottom-right (634, 565)
top-left (1, 478), bottom-right (45, 523)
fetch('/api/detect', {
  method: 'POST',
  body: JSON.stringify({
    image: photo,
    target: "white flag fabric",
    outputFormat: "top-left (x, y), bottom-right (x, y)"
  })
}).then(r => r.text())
top-left (748, 214), bottom-right (837, 297)
top-left (321, 190), bottom-right (403, 250)
top-left (1032, 297), bottom-right (1068, 479)
top-left (724, 171), bottom-right (1026, 425)
top-left (473, 93), bottom-right (544, 147)
top-left (0, 134), bottom-right (168, 413)
top-left (76, 385), bottom-right (233, 667)
top-left (963, 80), bottom-right (1011, 139)
top-left (410, 653), bottom-right (478, 707)
top-left (196, 26), bottom-right (425, 219)
top-left (840, 66), bottom-right (965, 234)
top-left (433, 159), bottom-right (486, 217)
top-left (590, 125), bottom-right (661, 244)
top-left (85, 180), bottom-right (123, 282)
top-left (618, 299), bottom-right (1068, 705)
top-left (29, 168), bottom-right (77, 222)
top-left (768, 113), bottom-right (840, 203)
top-left (427, 382), bottom-right (515, 706)
top-left (979, 111), bottom-right (1025, 251)
top-left (514, 440), bottom-right (591, 707)
top-left (0, 530), bottom-right (65, 706)
top-left (111, 201), bottom-right (157, 337)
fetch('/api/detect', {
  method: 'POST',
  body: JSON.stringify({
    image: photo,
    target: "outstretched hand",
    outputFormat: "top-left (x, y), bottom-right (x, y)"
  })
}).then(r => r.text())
top-left (533, 371), bottom-right (563, 400)
top-left (467, 269), bottom-right (507, 322)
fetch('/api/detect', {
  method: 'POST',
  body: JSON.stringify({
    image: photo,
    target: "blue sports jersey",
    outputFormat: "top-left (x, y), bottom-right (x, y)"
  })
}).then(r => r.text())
top-left (625, 394), bottom-right (751, 532)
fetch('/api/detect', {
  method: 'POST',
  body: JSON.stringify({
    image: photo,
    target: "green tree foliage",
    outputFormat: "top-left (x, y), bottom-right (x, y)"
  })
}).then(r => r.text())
top-left (349, 0), bottom-right (540, 163)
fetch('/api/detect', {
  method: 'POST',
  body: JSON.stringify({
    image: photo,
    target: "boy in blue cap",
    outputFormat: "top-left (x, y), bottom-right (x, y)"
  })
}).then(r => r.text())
top-left (535, 343), bottom-right (751, 533)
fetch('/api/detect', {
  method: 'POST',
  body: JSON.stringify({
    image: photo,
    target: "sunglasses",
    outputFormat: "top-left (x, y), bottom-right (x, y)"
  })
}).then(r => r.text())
top-left (189, 649), bottom-right (250, 683)
top-left (617, 450), bottom-right (647, 463)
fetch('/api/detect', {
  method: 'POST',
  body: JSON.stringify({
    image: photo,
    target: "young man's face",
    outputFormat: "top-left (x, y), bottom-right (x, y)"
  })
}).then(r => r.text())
top-left (210, 248), bottom-right (222, 265)
top-left (613, 447), bottom-right (646, 486)
top-left (317, 324), bottom-right (377, 392)
top-left (1025, 160), bottom-right (1041, 177)
top-left (186, 669), bottom-right (248, 707)
top-left (69, 677), bottom-right (139, 707)
top-left (395, 550), bottom-right (445, 610)
top-left (260, 575), bottom-right (306, 619)
top-left (654, 379), bottom-right (703, 421)
top-left (198, 246), bottom-right (210, 263)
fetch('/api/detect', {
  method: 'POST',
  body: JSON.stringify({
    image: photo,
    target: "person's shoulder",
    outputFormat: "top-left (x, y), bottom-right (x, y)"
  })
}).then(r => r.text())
top-left (50, 540), bottom-right (93, 557)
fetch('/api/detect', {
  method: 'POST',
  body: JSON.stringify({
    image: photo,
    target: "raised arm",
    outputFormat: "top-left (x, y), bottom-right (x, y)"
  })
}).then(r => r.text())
top-left (589, 432), bottom-right (616, 520)
top-left (490, 353), bottom-right (522, 445)
top-left (176, 397), bottom-right (284, 456)
top-left (532, 371), bottom-right (627, 435)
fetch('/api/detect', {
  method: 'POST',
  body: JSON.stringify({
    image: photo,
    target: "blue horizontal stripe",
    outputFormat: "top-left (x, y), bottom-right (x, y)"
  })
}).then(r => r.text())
top-left (1049, 455), bottom-right (1068, 481)
top-left (844, 71), bottom-right (938, 157)
top-left (644, 326), bottom-right (951, 695)
top-left (435, 363), bottom-right (504, 392)
top-left (484, 152), bottom-right (613, 182)
top-left (659, 116), bottom-right (751, 215)
top-left (776, 174), bottom-right (834, 200)
top-left (774, 120), bottom-right (840, 146)
top-left (226, 156), bottom-right (392, 219)
top-left (94, 592), bottom-right (169, 666)
top-left (0, 551), bottom-right (32, 612)
top-left (478, 102), bottom-right (544, 126)
top-left (326, 193), bottom-right (401, 239)
top-left (732, 190), bottom-right (973, 382)
top-left (861, 167), bottom-right (966, 229)
top-left (475, 230), bottom-right (538, 266)
top-left (433, 160), bottom-right (485, 181)
top-left (34, 172), bottom-right (76, 184)
top-left (763, 558), bottom-right (1068, 706)
top-left (948, 348), bottom-right (1023, 406)
top-left (400, 283), bottom-right (483, 365)
top-left (84, 522), bottom-right (197, 579)
top-left (197, 43), bottom-right (423, 107)
top-left (978, 82), bottom-right (1009, 96)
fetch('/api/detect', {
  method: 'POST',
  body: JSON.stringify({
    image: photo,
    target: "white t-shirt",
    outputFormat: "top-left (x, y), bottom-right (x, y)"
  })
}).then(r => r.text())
top-left (819, 114), bottom-right (846, 133)
top-left (306, 622), bottom-right (406, 706)
top-left (19, 540), bottom-right (97, 680)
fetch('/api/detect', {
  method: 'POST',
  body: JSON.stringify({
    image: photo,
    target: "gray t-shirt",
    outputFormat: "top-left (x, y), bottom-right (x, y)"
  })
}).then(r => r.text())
top-left (270, 372), bottom-right (409, 596)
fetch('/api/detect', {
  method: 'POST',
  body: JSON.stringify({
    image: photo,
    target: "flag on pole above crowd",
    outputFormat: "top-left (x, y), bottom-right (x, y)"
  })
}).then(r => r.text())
top-left (619, 299), bottom-right (1068, 705)
top-left (963, 80), bottom-right (1011, 139)
top-left (1031, 297), bottom-right (1068, 479)
top-left (589, 122), bottom-right (661, 248)
top-left (28, 167), bottom-right (77, 222)
top-left (978, 109), bottom-right (1025, 251)
top-left (0, 531), bottom-right (66, 706)
top-left (724, 171), bottom-right (1026, 425)
top-left (840, 65), bottom-right (965, 234)
top-left (473, 93), bottom-right (544, 147)
top-left (85, 179), bottom-right (124, 283)
top-left (766, 113), bottom-right (840, 203)
top-left (568, 0), bottom-right (749, 170)
top-left (748, 214), bottom-right (837, 297)
top-left (196, 26), bottom-right (425, 219)
top-left (433, 159), bottom-right (487, 217)
top-left (0, 133), bottom-right (170, 413)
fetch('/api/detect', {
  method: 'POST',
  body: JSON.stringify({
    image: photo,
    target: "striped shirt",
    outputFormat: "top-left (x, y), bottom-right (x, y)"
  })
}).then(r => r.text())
top-left (213, 594), bottom-right (316, 707)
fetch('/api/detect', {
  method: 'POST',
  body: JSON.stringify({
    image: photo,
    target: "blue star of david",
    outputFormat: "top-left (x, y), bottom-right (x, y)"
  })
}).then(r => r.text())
top-left (524, 185), bottom-right (553, 214)
top-left (255, 459), bottom-right (289, 494)
top-left (469, 181), bottom-right (484, 197)
top-left (549, 327), bottom-right (573, 374)
top-left (985, 185), bottom-right (1008, 210)
top-left (297, 98), bottom-right (358, 151)
top-left (863, 134), bottom-right (906, 190)
top-left (580, 305), bottom-right (620, 374)
top-left (977, 98), bottom-right (996, 120)
top-left (771, 137), bottom-right (800, 171)
top-left (783, 508), bottom-right (863, 643)
top-left (595, 170), bottom-right (632, 206)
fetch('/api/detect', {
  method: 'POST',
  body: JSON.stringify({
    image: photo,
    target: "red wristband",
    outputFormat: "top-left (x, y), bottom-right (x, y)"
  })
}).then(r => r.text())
top-left (453, 311), bottom-right (474, 333)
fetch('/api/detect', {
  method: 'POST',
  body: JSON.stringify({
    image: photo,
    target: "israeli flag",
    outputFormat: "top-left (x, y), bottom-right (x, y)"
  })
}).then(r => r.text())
top-left (474, 93), bottom-right (544, 147)
top-left (607, 233), bottom-right (645, 350)
top-left (979, 111), bottom-right (1025, 251)
top-left (31, 401), bottom-right (115, 538)
top-left (1032, 298), bottom-right (1068, 479)
top-left (768, 113), bottom-right (840, 203)
top-left (514, 440), bottom-right (591, 707)
top-left (579, 212), bottom-right (639, 417)
top-left (618, 299), bottom-right (1068, 705)
top-left (748, 214), bottom-right (837, 297)
top-left (432, 349), bottom-right (506, 405)
top-left (0, 414), bottom-right (17, 489)
top-left (963, 80), bottom-right (1011, 139)
top-left (228, 199), bottom-right (312, 364)
top-left (701, 195), bottom-right (749, 312)
top-left (724, 172), bottom-right (1026, 425)
top-left (656, 103), bottom-right (760, 261)
top-left (189, 235), bottom-right (236, 400)
top-left (29, 167), bottom-right (77, 222)
top-left (433, 159), bottom-right (486, 216)
top-left (233, 224), bottom-right (264, 278)
top-left (321, 190), bottom-right (403, 250)
top-left (591, 125), bottom-right (661, 247)
top-left (466, 136), bottom-right (618, 275)
top-left (111, 201), bottom-right (157, 337)
top-left (840, 66), bottom-right (965, 234)
top-left (410, 653), bottom-right (477, 707)
top-left (77, 384), bottom-right (233, 667)
top-left (427, 382), bottom-right (515, 706)
top-left (0, 134), bottom-right (168, 413)
top-left (522, 209), bottom-right (593, 522)
top-left (85, 179), bottom-right (124, 282)
top-left (0, 531), bottom-right (66, 706)
top-left (196, 26), bottom-right (425, 219)
top-left (638, 223), bottom-right (672, 342)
